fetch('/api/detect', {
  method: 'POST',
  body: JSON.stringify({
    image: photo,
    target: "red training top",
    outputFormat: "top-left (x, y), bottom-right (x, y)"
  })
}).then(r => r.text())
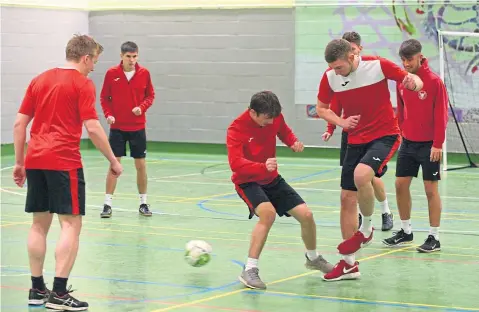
top-left (326, 96), bottom-right (346, 135)
top-left (227, 110), bottom-right (297, 185)
top-left (100, 62), bottom-right (155, 131)
top-left (19, 68), bottom-right (98, 170)
top-left (396, 58), bottom-right (449, 149)
top-left (318, 56), bottom-right (408, 144)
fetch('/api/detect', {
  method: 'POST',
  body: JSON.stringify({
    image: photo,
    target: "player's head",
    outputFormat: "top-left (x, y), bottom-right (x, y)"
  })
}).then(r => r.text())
top-left (399, 39), bottom-right (423, 74)
top-left (65, 34), bottom-right (103, 76)
top-left (342, 31), bottom-right (363, 56)
top-left (248, 91), bottom-right (282, 127)
top-left (121, 41), bottom-right (139, 72)
top-left (324, 39), bottom-right (355, 77)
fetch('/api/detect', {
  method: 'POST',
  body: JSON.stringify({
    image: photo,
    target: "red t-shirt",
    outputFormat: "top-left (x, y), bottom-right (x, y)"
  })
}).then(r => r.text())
top-left (227, 110), bottom-right (297, 185)
top-left (318, 56), bottom-right (408, 144)
top-left (19, 68), bottom-right (98, 170)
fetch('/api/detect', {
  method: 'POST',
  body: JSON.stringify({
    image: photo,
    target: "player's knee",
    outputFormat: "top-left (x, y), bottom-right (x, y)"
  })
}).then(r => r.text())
top-left (135, 158), bottom-right (146, 171)
top-left (297, 205), bottom-right (314, 224)
top-left (58, 215), bottom-right (83, 236)
top-left (353, 164), bottom-right (374, 189)
top-left (340, 190), bottom-right (357, 211)
top-left (395, 177), bottom-right (411, 193)
top-left (256, 203), bottom-right (276, 226)
top-left (423, 181), bottom-right (438, 200)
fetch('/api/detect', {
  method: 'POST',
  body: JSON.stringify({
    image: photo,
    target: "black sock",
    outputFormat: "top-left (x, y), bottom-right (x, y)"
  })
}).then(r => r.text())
top-left (31, 276), bottom-right (45, 291)
top-left (52, 277), bottom-right (68, 295)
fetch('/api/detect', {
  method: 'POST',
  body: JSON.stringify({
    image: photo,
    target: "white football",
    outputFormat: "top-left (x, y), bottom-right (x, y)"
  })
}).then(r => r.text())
top-left (184, 240), bottom-right (212, 267)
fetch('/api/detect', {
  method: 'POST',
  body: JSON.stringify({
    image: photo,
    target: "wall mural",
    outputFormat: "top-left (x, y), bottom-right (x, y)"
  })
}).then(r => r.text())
top-left (299, 1), bottom-right (479, 124)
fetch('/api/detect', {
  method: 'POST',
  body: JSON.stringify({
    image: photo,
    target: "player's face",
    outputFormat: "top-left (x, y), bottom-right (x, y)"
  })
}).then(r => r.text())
top-left (401, 53), bottom-right (422, 73)
top-left (250, 110), bottom-right (274, 127)
top-left (350, 43), bottom-right (362, 56)
top-left (81, 53), bottom-right (99, 76)
top-left (121, 52), bottom-right (138, 71)
top-left (329, 53), bottom-right (355, 77)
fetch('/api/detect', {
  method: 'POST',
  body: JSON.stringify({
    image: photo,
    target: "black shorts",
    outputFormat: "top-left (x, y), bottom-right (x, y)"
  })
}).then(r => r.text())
top-left (396, 138), bottom-right (440, 181)
top-left (339, 131), bottom-right (348, 166)
top-left (109, 128), bottom-right (147, 159)
top-left (25, 169), bottom-right (85, 215)
top-left (341, 135), bottom-right (400, 191)
top-left (235, 175), bottom-right (305, 219)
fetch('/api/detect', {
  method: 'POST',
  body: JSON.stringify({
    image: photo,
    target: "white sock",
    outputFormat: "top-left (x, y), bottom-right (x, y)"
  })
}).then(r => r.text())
top-left (342, 254), bottom-right (356, 266)
top-left (401, 219), bottom-right (412, 234)
top-left (105, 194), bottom-right (113, 206)
top-left (429, 227), bottom-right (439, 240)
top-left (140, 194), bottom-right (147, 205)
top-left (245, 257), bottom-right (258, 271)
top-left (306, 250), bottom-right (318, 261)
top-left (359, 215), bottom-right (373, 237)
top-left (379, 198), bottom-right (391, 214)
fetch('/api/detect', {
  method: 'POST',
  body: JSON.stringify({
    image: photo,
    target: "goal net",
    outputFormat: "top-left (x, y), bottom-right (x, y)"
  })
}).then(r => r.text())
top-left (438, 30), bottom-right (479, 171)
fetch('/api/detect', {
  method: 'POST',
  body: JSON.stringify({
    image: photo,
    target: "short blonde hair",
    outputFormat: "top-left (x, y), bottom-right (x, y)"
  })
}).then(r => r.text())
top-left (65, 34), bottom-right (104, 62)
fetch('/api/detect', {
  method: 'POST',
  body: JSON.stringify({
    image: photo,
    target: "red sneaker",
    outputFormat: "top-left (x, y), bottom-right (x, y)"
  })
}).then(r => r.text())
top-left (322, 260), bottom-right (360, 282)
top-left (337, 230), bottom-right (373, 255)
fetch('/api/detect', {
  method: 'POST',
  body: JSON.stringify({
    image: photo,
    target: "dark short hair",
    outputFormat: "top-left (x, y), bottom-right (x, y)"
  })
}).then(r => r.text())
top-left (324, 39), bottom-right (352, 63)
top-left (121, 41), bottom-right (138, 54)
top-left (249, 91), bottom-right (282, 118)
top-left (399, 39), bottom-right (422, 58)
top-left (342, 31), bottom-right (361, 46)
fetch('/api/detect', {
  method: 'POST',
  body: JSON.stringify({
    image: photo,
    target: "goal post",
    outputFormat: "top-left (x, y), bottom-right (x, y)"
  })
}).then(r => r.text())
top-left (437, 29), bottom-right (479, 171)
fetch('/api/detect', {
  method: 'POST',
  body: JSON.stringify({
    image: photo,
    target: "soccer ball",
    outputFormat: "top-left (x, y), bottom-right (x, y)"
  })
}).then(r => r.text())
top-left (184, 240), bottom-right (212, 267)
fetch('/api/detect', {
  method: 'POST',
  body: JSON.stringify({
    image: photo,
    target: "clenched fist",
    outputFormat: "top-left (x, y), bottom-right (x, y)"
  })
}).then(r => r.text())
top-left (265, 158), bottom-right (277, 172)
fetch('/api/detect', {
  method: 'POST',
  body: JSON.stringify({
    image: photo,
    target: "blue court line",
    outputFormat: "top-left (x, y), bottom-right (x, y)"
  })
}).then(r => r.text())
top-left (243, 290), bottom-right (479, 312)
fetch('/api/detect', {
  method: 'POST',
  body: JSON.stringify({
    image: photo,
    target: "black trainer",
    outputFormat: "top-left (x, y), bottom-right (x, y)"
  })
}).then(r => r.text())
top-left (28, 287), bottom-right (50, 305)
top-left (139, 203), bottom-right (152, 216)
top-left (45, 286), bottom-right (88, 311)
top-left (382, 229), bottom-right (413, 247)
top-left (100, 204), bottom-right (112, 218)
top-left (381, 213), bottom-right (394, 231)
top-left (417, 235), bottom-right (441, 253)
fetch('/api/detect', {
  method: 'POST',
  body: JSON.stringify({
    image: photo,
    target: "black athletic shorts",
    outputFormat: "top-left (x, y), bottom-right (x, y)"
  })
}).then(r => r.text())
top-left (109, 128), bottom-right (147, 159)
top-left (396, 138), bottom-right (440, 181)
top-left (25, 168), bottom-right (85, 215)
top-left (235, 175), bottom-right (305, 219)
top-left (339, 130), bottom-right (348, 166)
top-left (341, 135), bottom-right (400, 191)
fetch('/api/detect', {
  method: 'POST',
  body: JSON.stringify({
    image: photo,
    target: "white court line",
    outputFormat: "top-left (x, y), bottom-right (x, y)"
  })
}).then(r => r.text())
top-left (156, 169), bottom-right (230, 180)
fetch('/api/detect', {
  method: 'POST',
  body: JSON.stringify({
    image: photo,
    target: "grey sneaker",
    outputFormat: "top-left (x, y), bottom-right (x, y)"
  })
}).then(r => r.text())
top-left (238, 267), bottom-right (266, 290)
top-left (305, 254), bottom-right (334, 273)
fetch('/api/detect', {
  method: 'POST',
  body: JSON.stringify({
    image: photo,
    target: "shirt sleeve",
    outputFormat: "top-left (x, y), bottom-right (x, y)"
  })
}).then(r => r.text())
top-left (100, 71), bottom-right (113, 118)
top-left (317, 71), bottom-right (334, 104)
top-left (227, 127), bottom-right (268, 178)
top-left (139, 71), bottom-right (155, 113)
top-left (433, 79), bottom-right (449, 149)
top-left (379, 57), bottom-right (408, 83)
top-left (18, 81), bottom-right (36, 117)
top-left (79, 80), bottom-right (99, 121)
top-left (327, 96), bottom-right (342, 134)
top-left (396, 84), bottom-right (405, 129)
top-left (277, 113), bottom-right (298, 147)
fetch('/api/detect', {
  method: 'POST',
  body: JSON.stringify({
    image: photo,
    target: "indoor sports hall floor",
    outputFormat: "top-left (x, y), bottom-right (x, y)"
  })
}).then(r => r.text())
top-left (1, 149), bottom-right (479, 312)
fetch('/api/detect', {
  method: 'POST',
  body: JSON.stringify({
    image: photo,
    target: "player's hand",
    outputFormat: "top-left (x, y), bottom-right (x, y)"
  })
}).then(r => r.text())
top-left (402, 74), bottom-right (417, 91)
top-left (132, 107), bottom-right (142, 116)
top-left (430, 147), bottom-right (442, 162)
top-left (322, 132), bottom-right (332, 142)
top-left (110, 160), bottom-right (123, 177)
top-left (265, 158), bottom-right (277, 172)
top-left (13, 164), bottom-right (26, 187)
top-left (340, 115), bottom-right (360, 130)
top-left (291, 141), bottom-right (304, 152)
top-left (106, 116), bottom-right (115, 124)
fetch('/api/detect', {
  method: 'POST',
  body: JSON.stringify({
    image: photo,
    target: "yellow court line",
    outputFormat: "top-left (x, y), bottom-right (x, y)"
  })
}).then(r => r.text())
top-left (290, 178), bottom-right (341, 186)
top-left (0, 221), bottom-right (30, 228)
top-left (150, 245), bottom-right (415, 312)
top-left (263, 290), bottom-right (479, 311)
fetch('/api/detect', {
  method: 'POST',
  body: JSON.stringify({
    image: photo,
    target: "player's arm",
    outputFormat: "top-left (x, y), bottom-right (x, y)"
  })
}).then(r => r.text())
top-left (326, 97), bottom-right (341, 134)
top-left (380, 57), bottom-right (423, 91)
top-left (100, 71), bottom-right (113, 119)
top-left (396, 84), bottom-right (405, 128)
top-left (227, 128), bottom-right (268, 177)
top-left (138, 71), bottom-right (155, 114)
top-left (431, 79), bottom-right (449, 162)
top-left (277, 113), bottom-right (300, 146)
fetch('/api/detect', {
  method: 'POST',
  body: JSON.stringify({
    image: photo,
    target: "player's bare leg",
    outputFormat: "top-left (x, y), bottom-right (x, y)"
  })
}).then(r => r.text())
top-left (28, 212), bottom-right (53, 305)
top-left (340, 189), bottom-right (359, 239)
top-left (101, 157), bottom-right (122, 218)
top-left (287, 204), bottom-right (333, 273)
top-left (239, 202), bottom-right (275, 290)
top-left (135, 158), bottom-right (151, 216)
top-left (45, 215), bottom-right (88, 311)
top-left (417, 180), bottom-right (442, 252)
top-left (372, 177), bottom-right (393, 231)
